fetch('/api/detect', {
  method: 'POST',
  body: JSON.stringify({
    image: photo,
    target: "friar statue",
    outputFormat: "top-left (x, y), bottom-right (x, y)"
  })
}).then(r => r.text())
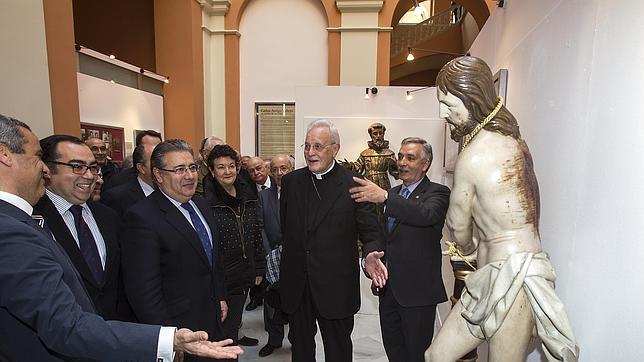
top-left (343, 122), bottom-right (398, 190)
top-left (425, 56), bottom-right (579, 362)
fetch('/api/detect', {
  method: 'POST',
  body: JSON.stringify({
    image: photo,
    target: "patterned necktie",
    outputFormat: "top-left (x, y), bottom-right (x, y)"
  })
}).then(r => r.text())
top-left (69, 205), bottom-right (104, 284)
top-left (387, 187), bottom-right (411, 233)
top-left (181, 202), bottom-right (213, 266)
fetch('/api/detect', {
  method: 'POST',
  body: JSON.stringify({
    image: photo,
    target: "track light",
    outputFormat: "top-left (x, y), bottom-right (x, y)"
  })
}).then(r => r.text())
top-left (364, 88), bottom-right (370, 100)
top-left (404, 86), bottom-right (430, 101)
top-left (406, 47), bottom-right (466, 61)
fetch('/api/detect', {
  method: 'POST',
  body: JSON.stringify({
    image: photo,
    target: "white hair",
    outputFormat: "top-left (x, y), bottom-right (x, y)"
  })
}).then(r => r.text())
top-left (306, 119), bottom-right (340, 145)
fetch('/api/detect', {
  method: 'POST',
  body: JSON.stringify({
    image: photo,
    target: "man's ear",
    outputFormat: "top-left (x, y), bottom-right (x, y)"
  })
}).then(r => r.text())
top-left (135, 162), bottom-right (145, 175)
top-left (423, 160), bottom-right (431, 173)
top-left (152, 168), bottom-right (163, 185)
top-left (0, 144), bottom-right (13, 167)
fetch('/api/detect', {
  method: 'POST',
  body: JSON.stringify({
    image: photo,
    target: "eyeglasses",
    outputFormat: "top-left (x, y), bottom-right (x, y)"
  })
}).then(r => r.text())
top-left (156, 164), bottom-right (200, 175)
top-left (271, 166), bottom-right (292, 174)
top-left (302, 143), bottom-right (336, 152)
top-left (47, 161), bottom-right (100, 175)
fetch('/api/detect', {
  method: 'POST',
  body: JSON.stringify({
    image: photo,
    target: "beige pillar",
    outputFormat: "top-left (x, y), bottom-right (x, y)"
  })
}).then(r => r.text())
top-left (334, 0), bottom-right (390, 85)
top-left (0, 0), bottom-right (54, 137)
top-left (198, 0), bottom-right (232, 141)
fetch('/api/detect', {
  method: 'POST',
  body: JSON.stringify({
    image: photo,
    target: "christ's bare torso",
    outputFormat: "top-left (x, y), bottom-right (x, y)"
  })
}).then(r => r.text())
top-left (447, 130), bottom-right (542, 265)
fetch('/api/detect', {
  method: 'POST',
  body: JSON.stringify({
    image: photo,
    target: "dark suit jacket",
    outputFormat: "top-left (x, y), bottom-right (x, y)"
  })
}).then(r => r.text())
top-left (103, 166), bottom-right (136, 192)
top-left (378, 176), bottom-right (450, 307)
top-left (279, 164), bottom-right (384, 319)
top-left (0, 199), bottom-right (160, 361)
top-left (33, 195), bottom-right (132, 321)
top-left (120, 190), bottom-right (226, 343)
top-left (257, 184), bottom-right (281, 256)
top-left (100, 176), bottom-right (146, 217)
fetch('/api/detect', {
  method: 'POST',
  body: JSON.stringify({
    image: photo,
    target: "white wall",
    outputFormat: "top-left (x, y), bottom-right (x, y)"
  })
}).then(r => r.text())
top-left (469, 0), bottom-right (644, 360)
top-left (77, 73), bottom-right (164, 154)
top-left (239, 0), bottom-right (328, 156)
top-left (0, 0), bottom-right (54, 138)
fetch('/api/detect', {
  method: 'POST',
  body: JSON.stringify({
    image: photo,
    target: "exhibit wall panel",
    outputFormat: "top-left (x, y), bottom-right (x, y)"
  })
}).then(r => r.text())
top-left (77, 73), bottom-right (164, 155)
top-left (469, 0), bottom-right (644, 360)
top-left (239, 0), bottom-right (328, 156)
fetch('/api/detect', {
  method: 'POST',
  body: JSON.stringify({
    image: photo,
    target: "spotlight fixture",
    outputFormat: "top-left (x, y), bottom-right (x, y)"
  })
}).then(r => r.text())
top-left (364, 87), bottom-right (378, 100)
top-left (406, 47), bottom-right (466, 62)
top-left (109, 54), bottom-right (116, 60)
top-left (407, 48), bottom-right (415, 61)
top-left (404, 86), bottom-right (430, 101)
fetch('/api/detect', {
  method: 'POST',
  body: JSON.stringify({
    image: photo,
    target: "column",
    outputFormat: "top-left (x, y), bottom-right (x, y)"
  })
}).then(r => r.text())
top-left (335, 0), bottom-right (390, 85)
top-left (199, 0), bottom-right (232, 141)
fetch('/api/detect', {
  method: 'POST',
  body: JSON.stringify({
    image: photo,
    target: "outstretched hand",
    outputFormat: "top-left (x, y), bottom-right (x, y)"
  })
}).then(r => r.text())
top-left (365, 251), bottom-right (388, 287)
top-left (174, 329), bottom-right (243, 360)
top-left (349, 177), bottom-right (386, 203)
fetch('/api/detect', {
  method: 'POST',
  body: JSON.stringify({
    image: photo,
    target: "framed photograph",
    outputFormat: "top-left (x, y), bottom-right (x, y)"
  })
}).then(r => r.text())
top-left (80, 123), bottom-right (125, 162)
top-left (494, 68), bottom-right (508, 104)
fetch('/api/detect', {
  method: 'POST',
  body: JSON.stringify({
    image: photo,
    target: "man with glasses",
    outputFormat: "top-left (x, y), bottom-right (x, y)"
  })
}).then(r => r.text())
top-left (120, 139), bottom-right (229, 361)
top-left (255, 154), bottom-right (294, 356)
top-left (279, 119), bottom-right (387, 361)
top-left (34, 135), bottom-right (133, 321)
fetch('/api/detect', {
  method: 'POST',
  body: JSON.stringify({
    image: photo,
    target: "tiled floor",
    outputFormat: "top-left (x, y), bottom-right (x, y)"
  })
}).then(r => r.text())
top-left (236, 263), bottom-right (458, 361)
top-left (236, 276), bottom-right (388, 361)
top-left (236, 305), bottom-right (388, 362)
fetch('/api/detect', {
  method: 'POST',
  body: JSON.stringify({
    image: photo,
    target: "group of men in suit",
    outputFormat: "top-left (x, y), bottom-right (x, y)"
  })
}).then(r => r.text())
top-left (0, 114), bottom-right (242, 360)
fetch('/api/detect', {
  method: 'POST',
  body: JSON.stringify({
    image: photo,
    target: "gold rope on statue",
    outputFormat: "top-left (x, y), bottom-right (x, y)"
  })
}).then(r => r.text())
top-left (461, 96), bottom-right (504, 152)
top-left (448, 242), bottom-right (477, 271)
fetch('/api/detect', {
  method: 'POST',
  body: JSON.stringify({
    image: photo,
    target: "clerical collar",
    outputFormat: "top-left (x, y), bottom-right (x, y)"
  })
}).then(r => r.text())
top-left (311, 160), bottom-right (336, 180)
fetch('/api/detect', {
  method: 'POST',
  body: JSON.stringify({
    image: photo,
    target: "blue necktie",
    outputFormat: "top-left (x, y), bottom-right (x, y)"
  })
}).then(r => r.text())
top-left (181, 202), bottom-right (213, 266)
top-left (69, 205), bottom-right (104, 284)
top-left (387, 187), bottom-right (411, 233)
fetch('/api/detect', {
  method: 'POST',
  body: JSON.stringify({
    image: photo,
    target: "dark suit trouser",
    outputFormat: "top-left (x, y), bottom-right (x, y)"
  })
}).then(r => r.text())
top-left (249, 279), bottom-right (265, 305)
top-left (379, 287), bottom-right (437, 362)
top-left (288, 280), bottom-right (354, 362)
top-left (263, 301), bottom-right (285, 346)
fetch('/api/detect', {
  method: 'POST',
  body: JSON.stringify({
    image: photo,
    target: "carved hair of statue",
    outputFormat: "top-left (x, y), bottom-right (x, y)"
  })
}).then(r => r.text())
top-left (367, 122), bottom-right (386, 137)
top-left (436, 56), bottom-right (521, 140)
